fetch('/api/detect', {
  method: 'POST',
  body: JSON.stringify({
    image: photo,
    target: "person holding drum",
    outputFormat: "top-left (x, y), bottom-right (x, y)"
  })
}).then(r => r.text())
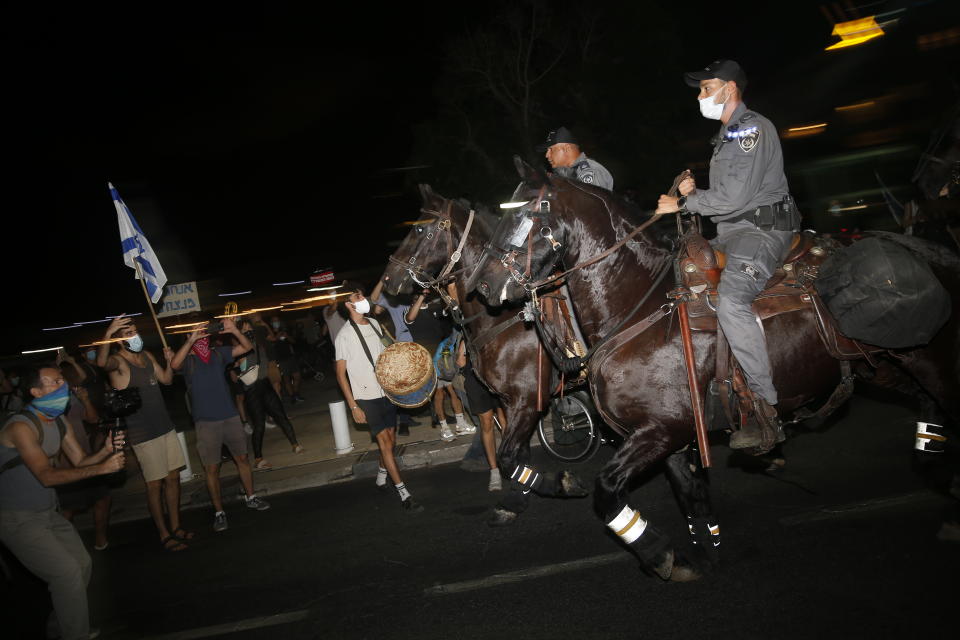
top-left (335, 286), bottom-right (424, 513)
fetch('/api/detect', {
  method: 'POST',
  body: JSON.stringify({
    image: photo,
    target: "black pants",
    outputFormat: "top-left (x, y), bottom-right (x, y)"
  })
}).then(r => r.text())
top-left (244, 378), bottom-right (298, 458)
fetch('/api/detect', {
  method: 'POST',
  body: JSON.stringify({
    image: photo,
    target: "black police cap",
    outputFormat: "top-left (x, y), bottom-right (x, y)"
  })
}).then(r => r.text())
top-left (684, 59), bottom-right (748, 91)
top-left (536, 126), bottom-right (578, 152)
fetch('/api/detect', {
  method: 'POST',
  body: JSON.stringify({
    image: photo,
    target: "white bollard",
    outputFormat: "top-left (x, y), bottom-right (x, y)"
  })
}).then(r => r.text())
top-left (176, 430), bottom-right (194, 483)
top-left (329, 400), bottom-right (355, 454)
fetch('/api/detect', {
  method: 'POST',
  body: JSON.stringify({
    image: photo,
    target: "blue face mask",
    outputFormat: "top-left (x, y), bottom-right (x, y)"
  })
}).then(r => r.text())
top-left (125, 335), bottom-right (144, 353)
top-left (31, 382), bottom-right (70, 418)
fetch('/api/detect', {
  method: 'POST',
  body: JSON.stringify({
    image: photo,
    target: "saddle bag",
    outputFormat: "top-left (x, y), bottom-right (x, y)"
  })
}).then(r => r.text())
top-left (815, 235), bottom-right (952, 348)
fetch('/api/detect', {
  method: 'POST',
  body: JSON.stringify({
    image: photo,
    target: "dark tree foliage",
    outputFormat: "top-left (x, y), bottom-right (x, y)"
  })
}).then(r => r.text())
top-left (407, 0), bottom-right (690, 205)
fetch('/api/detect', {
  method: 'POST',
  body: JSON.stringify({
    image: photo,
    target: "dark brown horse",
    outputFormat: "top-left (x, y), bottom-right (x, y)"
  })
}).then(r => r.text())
top-left (469, 160), bottom-right (960, 580)
top-left (380, 184), bottom-right (598, 524)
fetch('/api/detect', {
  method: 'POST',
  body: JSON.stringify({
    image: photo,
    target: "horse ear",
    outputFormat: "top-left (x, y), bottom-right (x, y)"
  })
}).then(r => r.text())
top-left (513, 155), bottom-right (552, 187)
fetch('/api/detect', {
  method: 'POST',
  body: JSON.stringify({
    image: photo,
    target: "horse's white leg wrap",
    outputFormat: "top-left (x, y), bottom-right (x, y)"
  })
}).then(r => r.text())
top-left (915, 421), bottom-right (947, 453)
top-left (606, 505), bottom-right (649, 544)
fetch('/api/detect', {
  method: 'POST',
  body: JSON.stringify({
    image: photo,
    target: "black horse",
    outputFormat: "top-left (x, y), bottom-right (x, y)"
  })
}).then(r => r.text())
top-left (469, 160), bottom-right (960, 580)
top-left (380, 184), bottom-right (593, 525)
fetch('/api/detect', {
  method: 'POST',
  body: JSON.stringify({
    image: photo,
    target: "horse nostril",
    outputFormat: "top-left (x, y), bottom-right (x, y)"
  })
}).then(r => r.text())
top-left (383, 275), bottom-right (390, 281)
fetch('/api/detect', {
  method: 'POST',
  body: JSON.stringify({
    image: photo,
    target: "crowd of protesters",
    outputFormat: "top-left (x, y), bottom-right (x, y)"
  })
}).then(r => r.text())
top-left (0, 276), bottom-right (507, 639)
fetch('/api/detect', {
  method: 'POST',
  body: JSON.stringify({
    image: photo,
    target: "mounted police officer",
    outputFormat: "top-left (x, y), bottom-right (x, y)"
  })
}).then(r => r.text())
top-left (657, 59), bottom-right (801, 452)
top-left (539, 126), bottom-right (614, 190)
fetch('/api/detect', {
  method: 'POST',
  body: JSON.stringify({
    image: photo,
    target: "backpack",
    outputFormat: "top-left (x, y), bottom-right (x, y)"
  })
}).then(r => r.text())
top-left (0, 410), bottom-right (68, 475)
top-left (433, 331), bottom-right (460, 382)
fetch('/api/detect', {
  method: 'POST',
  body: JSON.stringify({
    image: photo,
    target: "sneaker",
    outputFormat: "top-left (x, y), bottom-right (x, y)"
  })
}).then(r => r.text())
top-left (440, 426), bottom-right (456, 442)
top-left (213, 511), bottom-right (228, 532)
top-left (488, 472), bottom-right (502, 492)
top-left (265, 416), bottom-right (277, 429)
top-left (294, 394), bottom-right (306, 404)
top-left (401, 497), bottom-right (424, 513)
top-left (244, 495), bottom-right (271, 511)
top-left (455, 418), bottom-right (477, 435)
top-left (242, 421), bottom-right (253, 435)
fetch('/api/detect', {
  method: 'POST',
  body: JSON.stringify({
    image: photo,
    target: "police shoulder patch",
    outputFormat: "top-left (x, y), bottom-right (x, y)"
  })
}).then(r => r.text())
top-left (739, 112), bottom-right (756, 123)
top-left (738, 127), bottom-right (760, 152)
top-left (579, 171), bottom-right (595, 184)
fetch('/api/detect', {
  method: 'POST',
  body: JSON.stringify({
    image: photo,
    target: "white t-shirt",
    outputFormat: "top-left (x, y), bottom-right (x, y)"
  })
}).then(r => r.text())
top-left (335, 319), bottom-right (386, 400)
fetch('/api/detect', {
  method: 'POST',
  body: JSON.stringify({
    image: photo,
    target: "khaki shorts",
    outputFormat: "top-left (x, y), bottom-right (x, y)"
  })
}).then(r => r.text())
top-left (131, 430), bottom-right (186, 482)
top-left (195, 415), bottom-right (248, 466)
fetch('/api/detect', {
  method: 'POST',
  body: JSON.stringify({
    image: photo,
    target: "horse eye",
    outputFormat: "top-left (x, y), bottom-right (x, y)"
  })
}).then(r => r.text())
top-left (416, 226), bottom-right (423, 234)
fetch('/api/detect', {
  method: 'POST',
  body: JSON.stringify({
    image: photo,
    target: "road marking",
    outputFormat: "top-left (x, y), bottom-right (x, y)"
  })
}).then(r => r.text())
top-left (425, 552), bottom-right (630, 596)
top-left (145, 609), bottom-right (310, 640)
top-left (779, 490), bottom-right (949, 527)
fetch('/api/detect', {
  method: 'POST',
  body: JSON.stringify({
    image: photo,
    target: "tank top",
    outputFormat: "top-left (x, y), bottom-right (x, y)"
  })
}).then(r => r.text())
top-left (0, 411), bottom-right (61, 511)
top-left (121, 357), bottom-right (175, 446)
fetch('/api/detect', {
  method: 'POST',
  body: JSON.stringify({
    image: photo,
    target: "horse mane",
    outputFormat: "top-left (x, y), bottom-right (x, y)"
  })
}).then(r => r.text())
top-left (453, 197), bottom-right (498, 237)
top-left (556, 176), bottom-right (674, 253)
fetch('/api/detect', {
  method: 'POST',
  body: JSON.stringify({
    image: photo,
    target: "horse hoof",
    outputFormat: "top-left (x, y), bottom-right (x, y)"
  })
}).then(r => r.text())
top-left (488, 508), bottom-right (518, 528)
top-left (559, 471), bottom-right (590, 498)
top-left (669, 561), bottom-right (703, 583)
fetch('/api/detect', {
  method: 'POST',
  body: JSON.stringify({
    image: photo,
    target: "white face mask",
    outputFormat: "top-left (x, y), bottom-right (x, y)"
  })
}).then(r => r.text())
top-left (352, 298), bottom-right (371, 315)
top-left (698, 83), bottom-right (727, 120)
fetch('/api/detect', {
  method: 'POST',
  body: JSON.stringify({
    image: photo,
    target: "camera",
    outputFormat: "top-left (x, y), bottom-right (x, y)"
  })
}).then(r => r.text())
top-left (206, 320), bottom-right (224, 334)
top-left (102, 387), bottom-right (142, 419)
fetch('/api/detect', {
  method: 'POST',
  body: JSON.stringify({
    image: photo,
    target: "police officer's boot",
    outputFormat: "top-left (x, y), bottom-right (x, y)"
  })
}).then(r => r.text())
top-left (729, 397), bottom-right (784, 455)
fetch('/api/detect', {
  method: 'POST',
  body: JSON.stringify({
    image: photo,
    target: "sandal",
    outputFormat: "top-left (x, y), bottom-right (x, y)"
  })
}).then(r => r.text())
top-left (292, 444), bottom-right (305, 454)
top-left (172, 528), bottom-right (196, 542)
top-left (254, 459), bottom-right (273, 470)
top-left (161, 536), bottom-right (188, 552)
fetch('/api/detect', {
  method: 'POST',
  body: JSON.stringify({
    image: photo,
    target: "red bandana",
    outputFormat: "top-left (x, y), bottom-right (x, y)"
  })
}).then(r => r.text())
top-left (191, 336), bottom-right (212, 363)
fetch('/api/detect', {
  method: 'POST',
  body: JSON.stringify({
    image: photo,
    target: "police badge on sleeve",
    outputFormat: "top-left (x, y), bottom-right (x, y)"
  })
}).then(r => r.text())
top-left (738, 127), bottom-right (760, 152)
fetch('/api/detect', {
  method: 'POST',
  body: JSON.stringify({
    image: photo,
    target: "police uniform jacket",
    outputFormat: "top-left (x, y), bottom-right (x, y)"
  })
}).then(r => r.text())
top-left (557, 153), bottom-right (614, 190)
top-left (684, 102), bottom-right (789, 225)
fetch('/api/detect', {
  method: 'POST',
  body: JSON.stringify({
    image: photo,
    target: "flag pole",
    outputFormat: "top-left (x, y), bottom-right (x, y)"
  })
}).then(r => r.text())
top-left (134, 261), bottom-right (169, 350)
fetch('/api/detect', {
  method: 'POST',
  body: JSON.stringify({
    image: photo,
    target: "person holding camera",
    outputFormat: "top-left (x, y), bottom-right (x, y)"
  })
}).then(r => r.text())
top-left (171, 317), bottom-right (269, 532)
top-left (97, 315), bottom-right (191, 551)
top-left (0, 363), bottom-right (126, 640)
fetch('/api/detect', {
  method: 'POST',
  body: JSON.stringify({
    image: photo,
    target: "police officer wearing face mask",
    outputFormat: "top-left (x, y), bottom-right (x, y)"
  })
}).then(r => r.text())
top-left (656, 59), bottom-right (801, 453)
top-left (539, 126), bottom-right (614, 190)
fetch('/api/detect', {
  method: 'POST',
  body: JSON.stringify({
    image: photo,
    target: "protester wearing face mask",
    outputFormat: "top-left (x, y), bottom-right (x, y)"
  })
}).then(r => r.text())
top-left (656, 59), bottom-right (801, 454)
top-left (335, 284), bottom-right (423, 513)
top-left (98, 315), bottom-right (193, 551)
top-left (0, 364), bottom-right (126, 640)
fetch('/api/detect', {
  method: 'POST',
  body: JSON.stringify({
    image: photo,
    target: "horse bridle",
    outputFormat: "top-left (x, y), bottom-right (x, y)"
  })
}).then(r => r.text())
top-left (388, 200), bottom-right (475, 290)
top-left (475, 186), bottom-right (565, 292)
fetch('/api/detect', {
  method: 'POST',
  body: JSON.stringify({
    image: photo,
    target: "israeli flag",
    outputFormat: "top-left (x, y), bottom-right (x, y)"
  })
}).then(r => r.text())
top-left (110, 182), bottom-right (168, 303)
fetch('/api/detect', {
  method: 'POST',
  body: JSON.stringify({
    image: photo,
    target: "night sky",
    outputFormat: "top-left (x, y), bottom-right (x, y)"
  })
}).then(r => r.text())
top-left (5, 2), bottom-right (957, 357)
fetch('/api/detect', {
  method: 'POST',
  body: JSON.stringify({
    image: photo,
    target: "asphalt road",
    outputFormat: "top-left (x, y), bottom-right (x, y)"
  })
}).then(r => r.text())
top-left (3, 392), bottom-right (957, 640)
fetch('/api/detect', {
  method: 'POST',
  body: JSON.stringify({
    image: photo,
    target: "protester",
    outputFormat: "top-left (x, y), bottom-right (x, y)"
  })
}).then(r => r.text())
top-left (370, 277), bottom-right (420, 434)
top-left (57, 353), bottom-right (113, 551)
top-left (98, 315), bottom-right (193, 550)
top-left (235, 315), bottom-right (304, 470)
top-left (273, 323), bottom-right (304, 404)
top-left (405, 288), bottom-right (459, 429)
top-left (335, 284), bottom-right (423, 512)
top-left (1, 367), bottom-right (25, 415)
top-left (322, 300), bottom-right (347, 360)
top-left (433, 329), bottom-right (475, 441)
top-left (171, 318), bottom-right (270, 532)
top-left (455, 339), bottom-right (506, 491)
top-left (0, 363), bottom-right (125, 640)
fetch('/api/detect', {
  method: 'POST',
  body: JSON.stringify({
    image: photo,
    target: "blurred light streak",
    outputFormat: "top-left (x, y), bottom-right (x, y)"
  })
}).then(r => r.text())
top-left (835, 101), bottom-right (875, 112)
top-left (164, 321), bottom-right (206, 330)
top-left (783, 123), bottom-right (828, 139)
top-left (218, 291), bottom-right (252, 297)
top-left (826, 17), bottom-right (885, 51)
top-left (500, 201), bottom-right (530, 209)
top-left (272, 280), bottom-right (305, 286)
top-left (42, 325), bottom-right (79, 331)
top-left (79, 337), bottom-right (129, 347)
top-left (306, 285), bottom-right (344, 292)
top-left (400, 219), bottom-right (434, 226)
top-left (74, 319), bottom-right (112, 325)
top-left (22, 346), bottom-right (65, 354)
top-left (105, 313), bottom-right (142, 319)
top-left (918, 26), bottom-right (960, 51)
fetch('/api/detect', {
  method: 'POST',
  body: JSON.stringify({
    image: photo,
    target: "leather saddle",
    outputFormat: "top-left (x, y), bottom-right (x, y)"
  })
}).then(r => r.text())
top-left (674, 230), bottom-right (883, 360)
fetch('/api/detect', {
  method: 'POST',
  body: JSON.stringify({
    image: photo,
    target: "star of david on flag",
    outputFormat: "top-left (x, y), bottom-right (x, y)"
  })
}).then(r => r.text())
top-left (110, 182), bottom-right (168, 303)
